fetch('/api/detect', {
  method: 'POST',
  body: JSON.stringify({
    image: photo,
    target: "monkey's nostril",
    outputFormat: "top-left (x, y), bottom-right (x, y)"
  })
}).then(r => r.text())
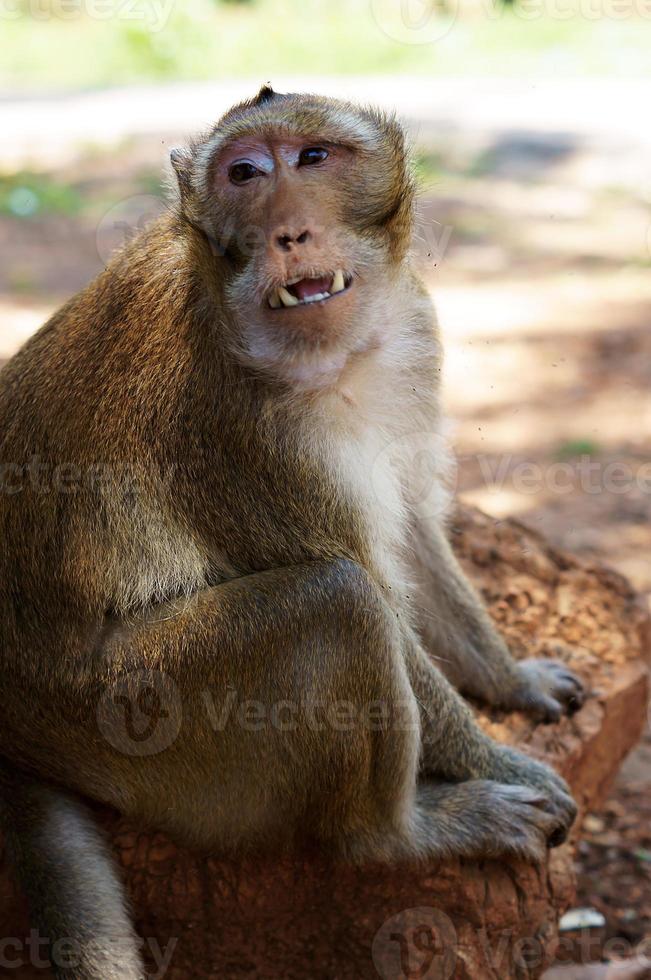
top-left (275, 230), bottom-right (310, 251)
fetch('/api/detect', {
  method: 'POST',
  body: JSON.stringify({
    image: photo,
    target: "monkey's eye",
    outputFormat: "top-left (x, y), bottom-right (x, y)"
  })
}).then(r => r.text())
top-left (229, 162), bottom-right (263, 184)
top-left (298, 147), bottom-right (329, 167)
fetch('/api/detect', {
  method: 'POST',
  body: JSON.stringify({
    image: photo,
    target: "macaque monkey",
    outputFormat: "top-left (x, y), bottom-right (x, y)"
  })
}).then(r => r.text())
top-left (0, 87), bottom-right (585, 979)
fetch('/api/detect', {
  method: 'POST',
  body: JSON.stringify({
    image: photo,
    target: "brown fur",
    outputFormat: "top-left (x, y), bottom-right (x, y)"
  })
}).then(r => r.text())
top-left (0, 88), bottom-right (584, 979)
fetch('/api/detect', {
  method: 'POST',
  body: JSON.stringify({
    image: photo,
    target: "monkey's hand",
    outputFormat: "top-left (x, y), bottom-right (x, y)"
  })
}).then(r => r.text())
top-left (502, 658), bottom-right (586, 723)
top-left (487, 745), bottom-right (577, 847)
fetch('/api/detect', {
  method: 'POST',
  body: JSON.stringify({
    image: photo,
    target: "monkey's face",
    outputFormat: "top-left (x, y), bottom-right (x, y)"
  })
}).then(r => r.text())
top-left (175, 91), bottom-right (414, 387)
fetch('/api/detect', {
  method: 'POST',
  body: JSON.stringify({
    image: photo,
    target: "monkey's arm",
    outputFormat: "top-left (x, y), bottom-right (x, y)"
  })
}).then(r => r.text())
top-left (409, 518), bottom-right (585, 722)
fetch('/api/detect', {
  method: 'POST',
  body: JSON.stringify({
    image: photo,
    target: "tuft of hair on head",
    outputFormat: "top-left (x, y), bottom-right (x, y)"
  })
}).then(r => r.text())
top-left (255, 84), bottom-right (276, 104)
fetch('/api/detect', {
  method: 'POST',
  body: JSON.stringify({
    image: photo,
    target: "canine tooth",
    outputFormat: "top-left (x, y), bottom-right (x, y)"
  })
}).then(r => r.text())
top-left (278, 286), bottom-right (299, 307)
top-left (269, 291), bottom-right (281, 309)
top-left (331, 270), bottom-right (345, 294)
top-left (286, 276), bottom-right (302, 286)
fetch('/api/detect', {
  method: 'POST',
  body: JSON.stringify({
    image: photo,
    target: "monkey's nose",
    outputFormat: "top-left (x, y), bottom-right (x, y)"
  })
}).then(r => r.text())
top-left (275, 229), bottom-right (312, 252)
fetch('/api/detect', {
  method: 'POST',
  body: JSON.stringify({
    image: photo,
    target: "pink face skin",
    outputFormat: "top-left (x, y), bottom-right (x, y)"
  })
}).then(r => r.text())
top-left (213, 135), bottom-right (357, 316)
top-left (211, 135), bottom-right (380, 387)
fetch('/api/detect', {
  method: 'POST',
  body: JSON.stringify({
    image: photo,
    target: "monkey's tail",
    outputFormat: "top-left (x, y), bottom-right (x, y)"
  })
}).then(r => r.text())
top-left (0, 759), bottom-right (145, 980)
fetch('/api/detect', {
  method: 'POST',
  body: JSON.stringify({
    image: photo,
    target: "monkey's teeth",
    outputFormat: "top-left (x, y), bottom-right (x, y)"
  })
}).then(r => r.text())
top-left (278, 286), bottom-right (299, 307)
top-left (270, 273), bottom-right (349, 309)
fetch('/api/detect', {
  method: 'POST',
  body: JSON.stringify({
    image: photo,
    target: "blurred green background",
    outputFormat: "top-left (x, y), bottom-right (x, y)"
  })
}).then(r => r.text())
top-left (2, 0), bottom-right (651, 91)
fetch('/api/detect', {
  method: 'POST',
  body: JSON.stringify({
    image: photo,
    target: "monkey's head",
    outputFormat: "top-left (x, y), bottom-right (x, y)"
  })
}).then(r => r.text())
top-left (171, 87), bottom-right (415, 386)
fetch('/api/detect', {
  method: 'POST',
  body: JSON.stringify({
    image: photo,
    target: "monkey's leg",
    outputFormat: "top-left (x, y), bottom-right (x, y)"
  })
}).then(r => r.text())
top-left (3, 561), bottom-right (417, 851)
top-left (93, 560), bottom-right (569, 865)
top-left (409, 520), bottom-right (585, 722)
top-left (2, 558), bottom-right (567, 962)
top-left (405, 634), bottom-right (577, 846)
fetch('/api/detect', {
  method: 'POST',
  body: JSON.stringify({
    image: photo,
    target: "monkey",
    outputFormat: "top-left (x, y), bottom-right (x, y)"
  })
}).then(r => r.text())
top-left (0, 87), bottom-right (585, 979)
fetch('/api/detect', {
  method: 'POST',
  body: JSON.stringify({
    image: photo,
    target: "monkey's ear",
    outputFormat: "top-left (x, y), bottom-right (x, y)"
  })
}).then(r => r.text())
top-left (170, 147), bottom-right (193, 200)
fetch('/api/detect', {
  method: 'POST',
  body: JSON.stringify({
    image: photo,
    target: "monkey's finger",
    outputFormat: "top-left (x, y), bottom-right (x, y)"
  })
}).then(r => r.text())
top-left (548, 662), bottom-right (586, 692)
top-left (551, 679), bottom-right (586, 716)
top-left (531, 694), bottom-right (564, 724)
top-left (547, 662), bottom-right (585, 690)
top-left (560, 676), bottom-right (585, 699)
top-left (546, 788), bottom-right (577, 825)
top-left (553, 677), bottom-right (585, 701)
top-left (522, 810), bottom-right (563, 856)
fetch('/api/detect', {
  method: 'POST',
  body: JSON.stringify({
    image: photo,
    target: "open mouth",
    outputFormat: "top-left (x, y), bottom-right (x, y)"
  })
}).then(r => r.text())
top-left (268, 271), bottom-right (352, 309)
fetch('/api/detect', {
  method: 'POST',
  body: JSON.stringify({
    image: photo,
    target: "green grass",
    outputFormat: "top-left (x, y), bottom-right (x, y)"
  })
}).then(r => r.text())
top-left (0, 172), bottom-right (83, 217)
top-left (556, 439), bottom-right (601, 459)
top-left (0, 165), bottom-right (164, 220)
top-left (1, 0), bottom-right (650, 90)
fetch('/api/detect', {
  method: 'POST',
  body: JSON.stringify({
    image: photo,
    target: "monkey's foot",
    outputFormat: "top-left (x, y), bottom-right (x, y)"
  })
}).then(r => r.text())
top-left (416, 779), bottom-right (565, 863)
top-left (503, 658), bottom-right (586, 723)
top-left (487, 746), bottom-right (577, 846)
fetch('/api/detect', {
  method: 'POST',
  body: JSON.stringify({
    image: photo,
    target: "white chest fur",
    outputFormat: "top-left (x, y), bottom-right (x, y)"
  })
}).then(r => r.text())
top-left (302, 342), bottom-right (441, 606)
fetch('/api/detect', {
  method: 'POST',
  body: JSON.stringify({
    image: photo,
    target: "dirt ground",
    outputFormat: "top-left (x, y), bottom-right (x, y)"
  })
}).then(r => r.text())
top-left (0, 94), bottom-right (649, 970)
